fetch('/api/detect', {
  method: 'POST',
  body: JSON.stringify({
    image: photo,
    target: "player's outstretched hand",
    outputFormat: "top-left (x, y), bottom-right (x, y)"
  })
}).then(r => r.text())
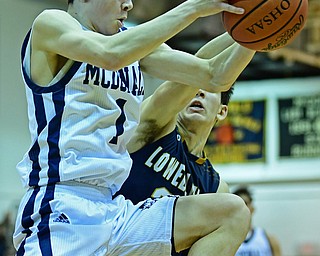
top-left (218, 0), bottom-right (245, 14)
top-left (186, 0), bottom-right (245, 18)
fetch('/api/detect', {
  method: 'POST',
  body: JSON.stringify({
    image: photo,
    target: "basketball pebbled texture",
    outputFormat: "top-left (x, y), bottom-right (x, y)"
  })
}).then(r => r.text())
top-left (222, 0), bottom-right (309, 51)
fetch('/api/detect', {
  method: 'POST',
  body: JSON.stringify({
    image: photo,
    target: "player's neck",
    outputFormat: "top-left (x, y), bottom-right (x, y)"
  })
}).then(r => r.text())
top-left (183, 129), bottom-right (208, 158)
top-left (177, 120), bottom-right (212, 157)
top-left (68, 4), bottom-right (92, 32)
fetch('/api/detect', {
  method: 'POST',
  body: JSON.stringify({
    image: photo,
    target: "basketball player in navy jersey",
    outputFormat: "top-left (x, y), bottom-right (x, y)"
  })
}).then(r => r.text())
top-left (118, 33), bottom-right (238, 203)
top-left (234, 187), bottom-right (282, 256)
top-left (13, 0), bottom-right (256, 255)
top-left (116, 32), bottom-right (237, 255)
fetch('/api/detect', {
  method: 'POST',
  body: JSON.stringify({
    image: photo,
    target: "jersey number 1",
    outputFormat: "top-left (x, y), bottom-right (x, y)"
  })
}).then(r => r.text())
top-left (109, 98), bottom-right (127, 145)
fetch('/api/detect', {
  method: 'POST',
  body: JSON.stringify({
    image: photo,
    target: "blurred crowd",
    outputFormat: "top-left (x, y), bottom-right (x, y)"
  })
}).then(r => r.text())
top-left (0, 211), bottom-right (15, 256)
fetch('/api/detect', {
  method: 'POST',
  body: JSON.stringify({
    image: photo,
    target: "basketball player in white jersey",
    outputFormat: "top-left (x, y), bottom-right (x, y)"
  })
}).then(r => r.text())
top-left (13, 0), bottom-right (255, 255)
top-left (234, 187), bottom-right (282, 256)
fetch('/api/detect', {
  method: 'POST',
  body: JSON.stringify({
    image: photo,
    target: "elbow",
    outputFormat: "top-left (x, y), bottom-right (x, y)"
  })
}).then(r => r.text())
top-left (207, 63), bottom-right (237, 92)
top-left (212, 78), bottom-right (235, 92)
top-left (205, 73), bottom-right (234, 93)
top-left (98, 50), bottom-right (132, 71)
top-left (99, 54), bottom-right (125, 71)
top-left (211, 81), bottom-right (233, 92)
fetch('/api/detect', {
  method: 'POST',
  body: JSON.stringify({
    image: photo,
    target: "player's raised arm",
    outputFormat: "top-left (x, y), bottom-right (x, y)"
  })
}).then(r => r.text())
top-left (32, 0), bottom-right (244, 72)
top-left (140, 33), bottom-right (254, 93)
top-left (128, 34), bottom-right (255, 153)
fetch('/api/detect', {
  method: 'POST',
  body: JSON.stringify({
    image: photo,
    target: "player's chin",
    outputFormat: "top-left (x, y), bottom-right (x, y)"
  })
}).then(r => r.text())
top-left (188, 107), bottom-right (205, 113)
top-left (186, 112), bottom-right (207, 121)
top-left (117, 19), bottom-right (124, 28)
top-left (105, 22), bottom-right (122, 34)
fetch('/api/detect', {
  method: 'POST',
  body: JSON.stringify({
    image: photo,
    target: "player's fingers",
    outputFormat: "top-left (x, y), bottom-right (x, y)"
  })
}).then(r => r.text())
top-left (220, 2), bottom-right (245, 14)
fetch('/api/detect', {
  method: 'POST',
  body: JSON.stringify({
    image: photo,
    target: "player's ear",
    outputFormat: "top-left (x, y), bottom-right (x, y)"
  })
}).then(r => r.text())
top-left (216, 105), bottom-right (228, 121)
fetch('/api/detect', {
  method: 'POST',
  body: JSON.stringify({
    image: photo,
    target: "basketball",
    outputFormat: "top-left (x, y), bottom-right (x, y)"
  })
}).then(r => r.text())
top-left (222, 0), bottom-right (309, 51)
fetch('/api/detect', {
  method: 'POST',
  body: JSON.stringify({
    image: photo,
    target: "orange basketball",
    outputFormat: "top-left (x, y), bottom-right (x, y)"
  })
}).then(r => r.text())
top-left (222, 0), bottom-right (309, 51)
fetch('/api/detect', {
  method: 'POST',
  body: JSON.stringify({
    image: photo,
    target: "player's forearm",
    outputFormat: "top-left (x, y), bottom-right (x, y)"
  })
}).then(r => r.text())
top-left (194, 32), bottom-right (255, 89)
top-left (141, 48), bottom-right (220, 92)
top-left (196, 32), bottom-right (235, 59)
top-left (103, 1), bottom-right (244, 70)
top-left (143, 44), bottom-right (252, 93)
top-left (184, 29), bottom-right (256, 90)
top-left (142, 44), bottom-right (254, 93)
top-left (207, 43), bottom-right (255, 88)
top-left (111, 4), bottom-right (198, 68)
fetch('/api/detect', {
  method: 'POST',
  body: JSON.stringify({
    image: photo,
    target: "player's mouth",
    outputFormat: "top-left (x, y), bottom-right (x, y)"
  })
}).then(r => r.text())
top-left (118, 17), bottom-right (126, 27)
top-left (189, 100), bottom-right (205, 112)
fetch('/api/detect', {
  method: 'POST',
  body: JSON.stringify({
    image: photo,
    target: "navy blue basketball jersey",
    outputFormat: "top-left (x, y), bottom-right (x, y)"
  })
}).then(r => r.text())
top-left (117, 128), bottom-right (220, 204)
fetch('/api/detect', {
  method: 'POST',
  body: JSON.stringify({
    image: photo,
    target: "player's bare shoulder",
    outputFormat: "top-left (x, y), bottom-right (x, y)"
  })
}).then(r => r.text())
top-left (34, 9), bottom-right (72, 29)
top-left (32, 9), bottom-right (79, 54)
top-left (39, 9), bottom-right (75, 21)
top-left (33, 9), bottom-right (79, 38)
top-left (30, 9), bottom-right (78, 86)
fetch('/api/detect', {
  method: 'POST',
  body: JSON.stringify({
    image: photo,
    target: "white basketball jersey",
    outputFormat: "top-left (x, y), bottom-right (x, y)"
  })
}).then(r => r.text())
top-left (236, 227), bottom-right (273, 256)
top-left (17, 25), bottom-right (144, 195)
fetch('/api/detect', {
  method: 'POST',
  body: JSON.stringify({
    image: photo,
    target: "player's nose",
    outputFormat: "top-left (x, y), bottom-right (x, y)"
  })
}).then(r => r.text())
top-left (122, 0), bottom-right (133, 12)
top-left (196, 90), bottom-right (205, 98)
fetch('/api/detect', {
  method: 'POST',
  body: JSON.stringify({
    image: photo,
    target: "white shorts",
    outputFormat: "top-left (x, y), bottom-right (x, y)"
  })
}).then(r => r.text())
top-left (13, 181), bottom-right (178, 256)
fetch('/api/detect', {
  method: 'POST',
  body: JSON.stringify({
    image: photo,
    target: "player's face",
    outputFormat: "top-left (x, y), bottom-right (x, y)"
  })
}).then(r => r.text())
top-left (86, 0), bottom-right (133, 35)
top-left (179, 89), bottom-right (227, 127)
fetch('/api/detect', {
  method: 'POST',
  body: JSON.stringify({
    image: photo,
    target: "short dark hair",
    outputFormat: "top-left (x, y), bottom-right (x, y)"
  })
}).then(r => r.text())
top-left (233, 186), bottom-right (252, 202)
top-left (220, 84), bottom-right (234, 105)
top-left (68, 0), bottom-right (74, 4)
